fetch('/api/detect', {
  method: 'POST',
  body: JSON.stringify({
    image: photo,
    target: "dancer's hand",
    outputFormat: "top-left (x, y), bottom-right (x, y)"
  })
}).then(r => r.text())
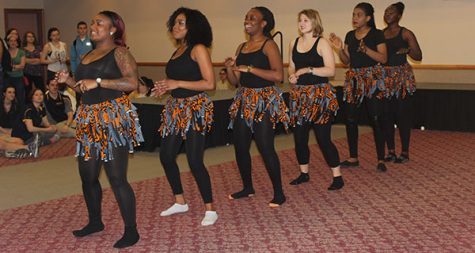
top-left (224, 56), bottom-right (236, 68)
top-left (288, 73), bottom-right (298, 84)
top-left (357, 39), bottom-right (367, 54)
top-left (75, 79), bottom-right (98, 93)
top-left (329, 33), bottom-right (343, 50)
top-left (156, 79), bottom-right (179, 92)
top-left (151, 81), bottom-right (167, 96)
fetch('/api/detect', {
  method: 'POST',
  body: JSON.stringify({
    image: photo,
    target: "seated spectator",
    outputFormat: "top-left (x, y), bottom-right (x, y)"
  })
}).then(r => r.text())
top-left (0, 85), bottom-right (22, 135)
top-left (216, 68), bottom-right (235, 90)
top-left (0, 134), bottom-right (38, 158)
top-left (129, 76), bottom-right (153, 99)
top-left (1, 85), bottom-right (38, 158)
top-left (12, 89), bottom-right (60, 146)
top-left (44, 79), bottom-right (75, 137)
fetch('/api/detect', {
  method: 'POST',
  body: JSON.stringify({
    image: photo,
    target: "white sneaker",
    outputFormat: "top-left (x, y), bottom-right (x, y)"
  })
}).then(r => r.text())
top-left (160, 203), bottom-right (189, 216)
top-left (201, 211), bottom-right (218, 226)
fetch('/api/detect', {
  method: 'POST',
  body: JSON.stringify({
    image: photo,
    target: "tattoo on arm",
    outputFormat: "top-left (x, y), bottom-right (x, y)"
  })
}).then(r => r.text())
top-left (103, 47), bottom-right (138, 92)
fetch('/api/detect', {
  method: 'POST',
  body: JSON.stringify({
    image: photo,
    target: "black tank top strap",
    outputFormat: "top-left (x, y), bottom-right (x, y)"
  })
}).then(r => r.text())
top-left (292, 37), bottom-right (299, 53)
top-left (259, 39), bottom-right (270, 51)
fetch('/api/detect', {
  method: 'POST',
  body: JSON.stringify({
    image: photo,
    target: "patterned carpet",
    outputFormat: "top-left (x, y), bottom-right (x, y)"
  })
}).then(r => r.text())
top-left (0, 130), bottom-right (474, 252)
top-left (0, 138), bottom-right (76, 167)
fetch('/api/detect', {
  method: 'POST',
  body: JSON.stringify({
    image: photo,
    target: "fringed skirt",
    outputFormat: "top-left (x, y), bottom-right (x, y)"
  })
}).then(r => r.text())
top-left (344, 64), bottom-right (386, 105)
top-left (159, 92), bottom-right (213, 138)
top-left (75, 95), bottom-right (144, 162)
top-left (289, 83), bottom-right (339, 126)
top-left (228, 86), bottom-right (290, 132)
top-left (384, 63), bottom-right (416, 99)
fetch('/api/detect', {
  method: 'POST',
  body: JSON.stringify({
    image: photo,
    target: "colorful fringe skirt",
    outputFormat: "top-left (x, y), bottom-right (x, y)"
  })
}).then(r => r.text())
top-left (228, 86), bottom-right (290, 132)
top-left (289, 83), bottom-right (339, 126)
top-left (384, 63), bottom-right (416, 99)
top-left (344, 64), bottom-right (386, 105)
top-left (75, 95), bottom-right (144, 161)
top-left (159, 92), bottom-right (213, 138)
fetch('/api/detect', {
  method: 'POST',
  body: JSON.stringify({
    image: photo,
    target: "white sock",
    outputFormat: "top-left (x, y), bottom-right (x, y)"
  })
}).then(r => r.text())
top-left (201, 211), bottom-right (218, 226)
top-left (160, 203), bottom-right (189, 216)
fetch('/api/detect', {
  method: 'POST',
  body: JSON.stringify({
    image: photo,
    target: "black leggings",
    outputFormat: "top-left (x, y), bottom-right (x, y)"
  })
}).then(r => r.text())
top-left (293, 120), bottom-right (340, 168)
top-left (233, 112), bottom-right (284, 198)
top-left (78, 146), bottom-right (136, 226)
top-left (345, 96), bottom-right (386, 161)
top-left (160, 130), bottom-right (213, 204)
top-left (384, 96), bottom-right (413, 153)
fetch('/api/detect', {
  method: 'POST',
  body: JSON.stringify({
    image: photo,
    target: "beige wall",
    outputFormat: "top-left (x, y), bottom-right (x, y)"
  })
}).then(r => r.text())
top-left (38, 0), bottom-right (474, 65)
top-left (2, 0), bottom-right (474, 64)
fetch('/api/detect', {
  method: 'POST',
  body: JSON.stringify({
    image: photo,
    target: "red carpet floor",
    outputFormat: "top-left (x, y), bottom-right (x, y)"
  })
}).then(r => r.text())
top-left (0, 138), bottom-right (76, 167)
top-left (0, 130), bottom-right (474, 252)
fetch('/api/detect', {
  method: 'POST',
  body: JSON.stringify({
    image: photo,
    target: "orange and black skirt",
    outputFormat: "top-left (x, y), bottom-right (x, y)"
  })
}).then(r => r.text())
top-left (289, 83), bottom-right (339, 126)
top-left (75, 95), bottom-right (144, 161)
top-left (384, 63), bottom-right (416, 99)
top-left (228, 86), bottom-right (290, 132)
top-left (159, 92), bottom-right (213, 138)
top-left (344, 64), bottom-right (386, 105)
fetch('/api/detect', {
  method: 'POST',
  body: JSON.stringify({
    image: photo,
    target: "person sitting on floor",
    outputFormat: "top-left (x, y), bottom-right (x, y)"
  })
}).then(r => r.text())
top-left (11, 89), bottom-right (60, 147)
top-left (44, 79), bottom-right (75, 137)
top-left (0, 85), bottom-right (38, 158)
top-left (129, 76), bottom-right (153, 99)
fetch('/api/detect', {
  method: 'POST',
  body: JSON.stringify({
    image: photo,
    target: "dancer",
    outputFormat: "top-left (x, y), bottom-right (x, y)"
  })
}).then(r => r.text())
top-left (288, 9), bottom-right (343, 190)
top-left (152, 7), bottom-right (218, 226)
top-left (383, 2), bottom-right (422, 163)
top-left (56, 11), bottom-right (143, 248)
top-left (225, 6), bottom-right (288, 207)
top-left (329, 2), bottom-right (388, 171)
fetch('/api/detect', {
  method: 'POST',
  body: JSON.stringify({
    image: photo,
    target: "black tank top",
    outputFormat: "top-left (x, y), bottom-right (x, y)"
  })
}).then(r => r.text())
top-left (75, 48), bottom-right (123, 105)
top-left (236, 39), bottom-right (274, 88)
top-left (166, 46), bottom-right (202, 98)
top-left (344, 28), bottom-right (385, 68)
top-left (385, 27), bottom-right (408, 66)
top-left (292, 37), bottom-right (329, 85)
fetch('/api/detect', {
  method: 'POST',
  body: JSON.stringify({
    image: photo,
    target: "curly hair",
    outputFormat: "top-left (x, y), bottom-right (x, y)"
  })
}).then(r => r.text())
top-left (355, 2), bottom-right (376, 29)
top-left (252, 6), bottom-right (275, 38)
top-left (47, 27), bottom-right (60, 41)
top-left (167, 7), bottom-right (213, 48)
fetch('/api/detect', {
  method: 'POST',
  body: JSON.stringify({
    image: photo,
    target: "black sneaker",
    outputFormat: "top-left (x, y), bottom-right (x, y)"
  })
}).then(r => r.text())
top-left (384, 153), bottom-right (397, 162)
top-left (395, 154), bottom-right (409, 164)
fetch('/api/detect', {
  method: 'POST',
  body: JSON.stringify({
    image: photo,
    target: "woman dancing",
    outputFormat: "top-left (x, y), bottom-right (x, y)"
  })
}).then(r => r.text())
top-left (57, 11), bottom-right (143, 248)
top-left (153, 7), bottom-right (218, 226)
top-left (329, 2), bottom-right (388, 172)
top-left (383, 2), bottom-right (422, 163)
top-left (225, 6), bottom-right (288, 207)
top-left (288, 9), bottom-right (343, 190)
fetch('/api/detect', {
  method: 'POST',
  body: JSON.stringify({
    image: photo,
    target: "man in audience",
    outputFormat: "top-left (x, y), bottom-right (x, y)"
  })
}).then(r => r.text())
top-left (70, 21), bottom-right (93, 75)
top-left (44, 79), bottom-right (75, 137)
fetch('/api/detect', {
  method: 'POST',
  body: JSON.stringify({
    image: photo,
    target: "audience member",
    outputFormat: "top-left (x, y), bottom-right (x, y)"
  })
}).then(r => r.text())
top-left (70, 21), bottom-right (93, 75)
top-left (44, 79), bottom-right (75, 137)
top-left (129, 76), bottom-right (153, 99)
